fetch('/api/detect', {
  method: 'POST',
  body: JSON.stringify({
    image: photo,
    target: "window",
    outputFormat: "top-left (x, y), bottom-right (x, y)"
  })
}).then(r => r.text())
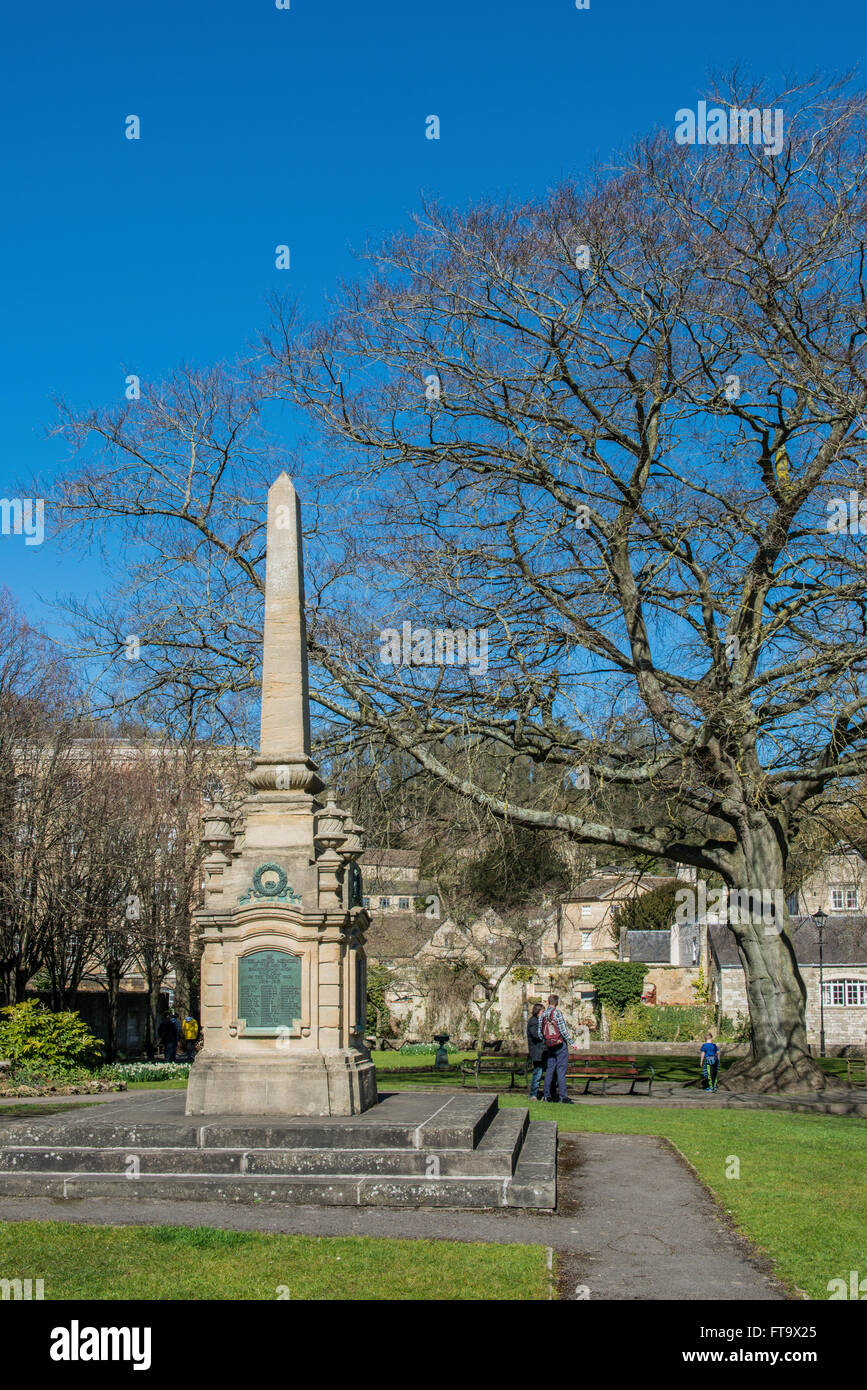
top-left (580, 905), bottom-right (592, 918)
top-left (379, 897), bottom-right (391, 909)
top-left (581, 931), bottom-right (593, 949)
top-left (362, 896), bottom-right (370, 908)
top-left (831, 887), bottom-right (858, 911)
top-left (398, 897), bottom-right (410, 910)
top-left (786, 891), bottom-right (799, 915)
top-left (822, 978), bottom-right (867, 1006)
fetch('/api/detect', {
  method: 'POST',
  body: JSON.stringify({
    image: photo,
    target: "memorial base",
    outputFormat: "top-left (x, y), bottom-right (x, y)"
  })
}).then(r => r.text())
top-left (185, 1050), bottom-right (378, 1117)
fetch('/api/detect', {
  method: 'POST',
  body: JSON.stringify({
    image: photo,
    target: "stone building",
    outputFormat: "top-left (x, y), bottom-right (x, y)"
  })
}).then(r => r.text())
top-left (359, 850), bottom-right (439, 918)
top-left (708, 918), bottom-right (867, 1050)
top-left (787, 845), bottom-right (867, 918)
top-left (557, 867), bottom-right (676, 965)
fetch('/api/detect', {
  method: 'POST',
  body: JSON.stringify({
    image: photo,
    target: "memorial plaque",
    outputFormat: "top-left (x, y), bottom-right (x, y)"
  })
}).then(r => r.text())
top-left (238, 950), bottom-right (302, 1031)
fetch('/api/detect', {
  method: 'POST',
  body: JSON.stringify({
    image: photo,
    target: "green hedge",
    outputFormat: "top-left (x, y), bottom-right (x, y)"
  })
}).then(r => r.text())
top-left (588, 961), bottom-right (648, 1013)
top-left (608, 1003), bottom-right (716, 1042)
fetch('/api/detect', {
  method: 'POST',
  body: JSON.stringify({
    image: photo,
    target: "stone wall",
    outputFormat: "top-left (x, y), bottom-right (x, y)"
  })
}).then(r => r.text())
top-left (571, 1040), bottom-right (751, 1056)
top-left (717, 965), bottom-right (867, 1048)
top-left (644, 965), bottom-right (701, 1005)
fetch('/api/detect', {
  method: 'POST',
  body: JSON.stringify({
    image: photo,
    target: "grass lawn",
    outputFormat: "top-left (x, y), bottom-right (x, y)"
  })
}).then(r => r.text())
top-left (372, 1052), bottom-right (861, 1088)
top-left (0, 1103), bottom-right (101, 1118)
top-left (0, 1220), bottom-right (550, 1300)
top-left (126, 1079), bottom-right (188, 1090)
top-left (501, 1097), bottom-right (867, 1299)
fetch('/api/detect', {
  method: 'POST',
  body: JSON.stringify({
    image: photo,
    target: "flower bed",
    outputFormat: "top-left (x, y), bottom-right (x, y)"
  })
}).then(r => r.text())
top-left (0, 1078), bottom-right (126, 1098)
top-left (100, 1062), bottom-right (191, 1082)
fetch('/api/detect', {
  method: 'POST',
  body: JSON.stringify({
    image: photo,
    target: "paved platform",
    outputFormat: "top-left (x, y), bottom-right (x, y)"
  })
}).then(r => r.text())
top-left (0, 1090), bottom-right (557, 1210)
top-left (0, 1132), bottom-right (788, 1301)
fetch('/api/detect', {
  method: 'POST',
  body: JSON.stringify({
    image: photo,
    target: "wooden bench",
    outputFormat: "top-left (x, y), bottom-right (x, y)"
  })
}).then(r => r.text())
top-left (460, 1054), bottom-right (529, 1090)
top-left (565, 1053), bottom-right (654, 1096)
top-left (846, 1055), bottom-right (866, 1086)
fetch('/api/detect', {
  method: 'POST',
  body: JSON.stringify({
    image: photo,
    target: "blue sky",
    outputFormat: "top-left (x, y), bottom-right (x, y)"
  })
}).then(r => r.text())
top-left (1, 0), bottom-right (863, 634)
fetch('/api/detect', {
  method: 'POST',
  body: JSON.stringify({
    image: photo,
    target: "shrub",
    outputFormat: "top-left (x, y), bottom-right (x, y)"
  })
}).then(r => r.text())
top-left (608, 1002), bottom-right (716, 1042)
top-left (588, 961), bottom-right (648, 1014)
top-left (6, 1061), bottom-right (99, 1087)
top-left (0, 1001), bottom-right (103, 1073)
top-left (612, 881), bottom-right (680, 934)
top-left (366, 965), bottom-right (394, 1035)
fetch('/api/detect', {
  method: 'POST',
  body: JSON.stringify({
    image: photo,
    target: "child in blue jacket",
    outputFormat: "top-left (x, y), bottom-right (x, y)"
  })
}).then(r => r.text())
top-left (699, 1034), bottom-right (721, 1091)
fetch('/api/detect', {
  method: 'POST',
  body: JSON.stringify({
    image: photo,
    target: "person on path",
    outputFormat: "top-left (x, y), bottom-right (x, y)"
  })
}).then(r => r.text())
top-left (158, 1011), bottom-right (180, 1064)
top-left (181, 1013), bottom-right (199, 1062)
top-left (699, 1033), bottom-right (721, 1091)
top-left (526, 1003), bottom-right (545, 1101)
top-left (541, 994), bottom-right (573, 1104)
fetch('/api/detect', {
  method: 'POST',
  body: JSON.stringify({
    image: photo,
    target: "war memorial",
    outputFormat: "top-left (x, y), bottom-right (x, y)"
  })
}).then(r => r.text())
top-left (0, 476), bottom-right (556, 1210)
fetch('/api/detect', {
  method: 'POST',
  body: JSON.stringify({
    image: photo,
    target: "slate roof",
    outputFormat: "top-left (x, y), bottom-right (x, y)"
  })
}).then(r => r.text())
top-left (365, 913), bottom-right (433, 960)
top-left (625, 930), bottom-right (672, 963)
top-left (359, 849), bottom-right (422, 869)
top-left (709, 916), bottom-right (867, 967)
top-left (363, 879), bottom-right (436, 898)
top-left (569, 873), bottom-right (675, 901)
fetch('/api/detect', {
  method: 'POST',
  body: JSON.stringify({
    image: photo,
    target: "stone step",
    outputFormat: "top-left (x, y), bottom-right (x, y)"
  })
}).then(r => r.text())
top-left (0, 1093), bottom-right (557, 1208)
top-left (0, 1168), bottom-right (551, 1209)
top-left (509, 1118), bottom-right (557, 1208)
top-left (0, 1110), bottom-right (533, 1180)
top-left (0, 1092), bottom-right (500, 1153)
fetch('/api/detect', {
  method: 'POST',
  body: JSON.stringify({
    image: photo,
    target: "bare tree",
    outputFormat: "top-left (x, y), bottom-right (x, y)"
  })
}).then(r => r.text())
top-left (0, 596), bottom-right (83, 1003)
top-left (50, 75), bottom-right (867, 1090)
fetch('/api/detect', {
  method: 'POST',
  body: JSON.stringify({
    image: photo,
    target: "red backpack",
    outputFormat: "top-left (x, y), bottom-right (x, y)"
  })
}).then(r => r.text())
top-left (541, 1008), bottom-right (562, 1046)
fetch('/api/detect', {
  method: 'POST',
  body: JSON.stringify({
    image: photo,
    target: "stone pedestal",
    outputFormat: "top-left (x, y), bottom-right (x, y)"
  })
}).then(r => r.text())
top-left (185, 472), bottom-right (377, 1117)
top-left (186, 1051), bottom-right (377, 1117)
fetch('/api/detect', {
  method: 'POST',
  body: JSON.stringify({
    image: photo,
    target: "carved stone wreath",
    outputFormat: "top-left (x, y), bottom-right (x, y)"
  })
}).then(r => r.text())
top-left (239, 862), bottom-right (301, 906)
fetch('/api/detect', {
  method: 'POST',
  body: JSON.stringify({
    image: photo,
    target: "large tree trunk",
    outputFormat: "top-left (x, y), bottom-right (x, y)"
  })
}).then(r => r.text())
top-left (104, 966), bottom-right (121, 1064)
top-left (722, 926), bottom-right (826, 1092)
top-left (144, 973), bottom-right (163, 1059)
top-left (719, 829), bottom-right (827, 1093)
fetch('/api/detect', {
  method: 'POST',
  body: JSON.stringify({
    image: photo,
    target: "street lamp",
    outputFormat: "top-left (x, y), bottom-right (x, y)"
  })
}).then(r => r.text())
top-left (813, 908), bottom-right (828, 1058)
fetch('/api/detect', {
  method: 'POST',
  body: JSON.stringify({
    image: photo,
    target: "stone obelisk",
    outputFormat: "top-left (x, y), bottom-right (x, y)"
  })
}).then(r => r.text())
top-left (186, 472), bottom-right (377, 1116)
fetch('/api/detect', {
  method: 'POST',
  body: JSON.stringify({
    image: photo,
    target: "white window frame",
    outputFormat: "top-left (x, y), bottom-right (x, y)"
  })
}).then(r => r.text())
top-left (822, 978), bottom-right (867, 1006)
top-left (581, 931), bottom-right (593, 950)
top-left (580, 904), bottom-right (592, 918)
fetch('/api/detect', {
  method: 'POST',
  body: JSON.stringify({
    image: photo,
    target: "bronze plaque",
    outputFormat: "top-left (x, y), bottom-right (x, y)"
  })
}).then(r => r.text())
top-left (237, 950), bottom-right (302, 1031)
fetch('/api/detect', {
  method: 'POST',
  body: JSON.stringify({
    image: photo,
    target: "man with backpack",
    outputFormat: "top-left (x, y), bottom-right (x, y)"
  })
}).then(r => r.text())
top-left (540, 994), bottom-right (573, 1104)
